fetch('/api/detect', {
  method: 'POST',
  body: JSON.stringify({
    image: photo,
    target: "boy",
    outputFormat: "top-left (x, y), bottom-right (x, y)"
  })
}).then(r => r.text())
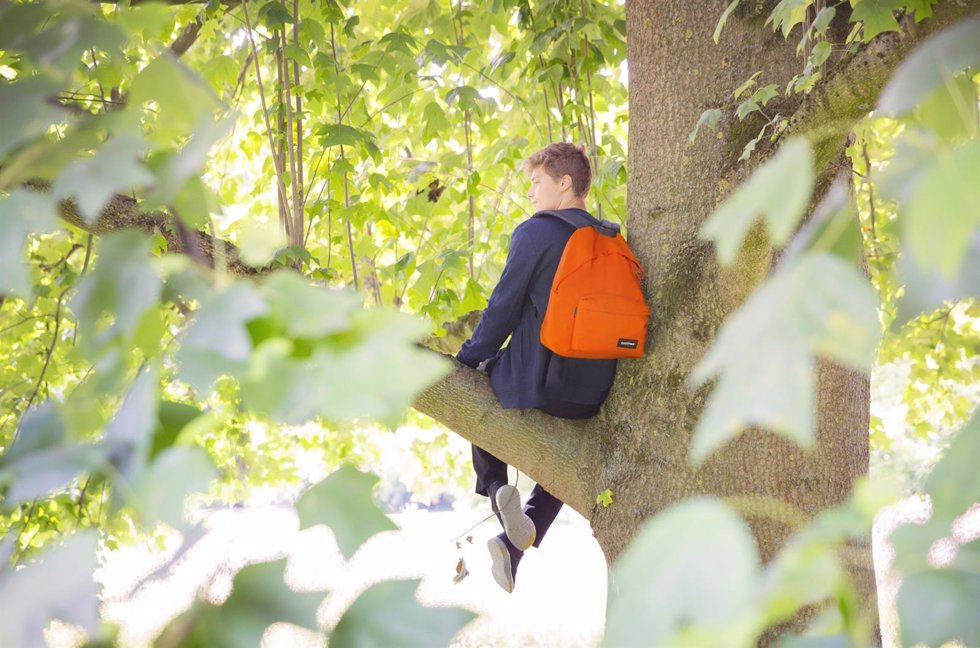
top-left (455, 142), bottom-right (618, 592)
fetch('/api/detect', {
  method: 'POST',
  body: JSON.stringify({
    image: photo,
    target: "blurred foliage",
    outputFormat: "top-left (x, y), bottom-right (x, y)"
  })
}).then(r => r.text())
top-left (0, 0), bottom-right (625, 643)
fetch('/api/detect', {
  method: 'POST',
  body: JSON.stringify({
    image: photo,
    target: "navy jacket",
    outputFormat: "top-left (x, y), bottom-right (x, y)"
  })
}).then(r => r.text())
top-left (455, 208), bottom-right (618, 415)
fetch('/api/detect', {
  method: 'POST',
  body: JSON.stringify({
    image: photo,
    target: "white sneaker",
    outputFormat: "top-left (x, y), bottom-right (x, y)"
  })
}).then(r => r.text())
top-left (494, 484), bottom-right (536, 551)
top-left (487, 536), bottom-right (514, 593)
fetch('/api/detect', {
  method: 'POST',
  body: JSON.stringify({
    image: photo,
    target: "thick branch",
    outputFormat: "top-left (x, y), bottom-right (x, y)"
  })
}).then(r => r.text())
top-left (169, 13), bottom-right (206, 58)
top-left (26, 181), bottom-right (261, 276)
top-left (783, 2), bottom-right (979, 173)
top-left (413, 361), bottom-right (601, 517)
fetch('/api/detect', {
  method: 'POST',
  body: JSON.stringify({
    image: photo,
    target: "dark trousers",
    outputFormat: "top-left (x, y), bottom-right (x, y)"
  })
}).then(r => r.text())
top-left (472, 400), bottom-right (598, 549)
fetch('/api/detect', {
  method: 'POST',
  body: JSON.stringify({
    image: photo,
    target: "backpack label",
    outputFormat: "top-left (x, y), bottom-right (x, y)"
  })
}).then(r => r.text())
top-left (617, 338), bottom-right (639, 349)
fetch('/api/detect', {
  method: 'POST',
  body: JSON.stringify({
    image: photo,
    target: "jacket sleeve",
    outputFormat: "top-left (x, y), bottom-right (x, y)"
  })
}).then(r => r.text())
top-left (455, 223), bottom-right (540, 368)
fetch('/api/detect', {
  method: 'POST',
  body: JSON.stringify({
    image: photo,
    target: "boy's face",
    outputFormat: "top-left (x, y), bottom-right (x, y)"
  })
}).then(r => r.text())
top-left (527, 166), bottom-right (572, 211)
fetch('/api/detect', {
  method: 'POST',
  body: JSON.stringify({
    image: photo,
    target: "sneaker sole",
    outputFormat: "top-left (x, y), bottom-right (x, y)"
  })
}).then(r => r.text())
top-left (494, 484), bottom-right (536, 551)
top-left (487, 536), bottom-right (514, 593)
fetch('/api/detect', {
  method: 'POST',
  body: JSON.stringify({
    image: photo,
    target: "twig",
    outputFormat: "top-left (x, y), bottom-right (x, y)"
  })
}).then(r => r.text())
top-left (292, 0), bottom-right (305, 249)
top-left (11, 284), bottom-right (71, 445)
top-left (860, 141), bottom-right (882, 260)
top-left (241, 0), bottom-right (293, 230)
top-left (330, 22), bottom-right (359, 291)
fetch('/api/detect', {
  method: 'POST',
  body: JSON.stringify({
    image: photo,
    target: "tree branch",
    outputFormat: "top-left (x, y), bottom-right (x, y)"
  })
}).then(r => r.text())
top-left (169, 12), bottom-right (206, 58)
top-left (412, 360), bottom-right (601, 517)
top-left (782, 2), bottom-right (979, 173)
top-left (25, 181), bottom-right (261, 276)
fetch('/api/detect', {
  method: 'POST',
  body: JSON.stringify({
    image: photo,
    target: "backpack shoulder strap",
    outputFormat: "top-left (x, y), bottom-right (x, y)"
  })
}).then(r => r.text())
top-left (535, 209), bottom-right (591, 229)
top-left (535, 210), bottom-right (620, 237)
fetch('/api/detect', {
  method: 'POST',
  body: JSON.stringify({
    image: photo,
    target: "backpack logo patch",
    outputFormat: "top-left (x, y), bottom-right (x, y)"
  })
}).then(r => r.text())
top-left (617, 338), bottom-right (639, 349)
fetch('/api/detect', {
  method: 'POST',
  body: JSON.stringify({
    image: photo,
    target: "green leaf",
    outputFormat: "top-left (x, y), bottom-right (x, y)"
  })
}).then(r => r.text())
top-left (114, 4), bottom-right (177, 40)
top-left (423, 101), bottom-right (451, 144)
top-left (736, 99), bottom-right (760, 121)
top-left (379, 30), bottom-right (418, 54)
top-left (892, 412), bottom-right (980, 573)
top-left (733, 71), bottom-right (761, 100)
top-left (906, 0), bottom-right (939, 22)
top-left (128, 54), bottom-right (222, 141)
top-left (487, 50), bottom-right (515, 75)
top-left (894, 231), bottom-right (979, 328)
top-left (166, 559), bottom-right (324, 648)
top-left (0, 443), bottom-right (108, 509)
top-left (897, 570), bottom-right (980, 648)
top-left (134, 306), bottom-right (167, 357)
top-left (922, 412), bottom-right (980, 524)
top-left (689, 108), bottom-right (722, 144)
top-left (175, 282), bottom-right (269, 393)
top-left (260, 270), bottom-right (362, 338)
top-left (151, 401), bottom-right (204, 460)
top-left (143, 117), bottom-right (234, 216)
top-left (739, 132), bottom-right (764, 161)
top-left (808, 41), bottom-right (832, 67)
top-left (257, 1), bottom-right (294, 28)
top-left (458, 278), bottom-right (486, 312)
top-left (752, 84), bottom-right (779, 106)
top-left (604, 498), bottom-right (759, 648)
top-left (103, 363), bottom-right (160, 481)
top-left (296, 464), bottom-right (397, 558)
top-left (713, 0), bottom-right (741, 43)
top-left (761, 524), bottom-right (848, 624)
top-left (850, 0), bottom-right (904, 41)
top-left (69, 230), bottom-right (162, 350)
top-left (0, 3), bottom-right (48, 49)
top-left (877, 15), bottom-right (980, 115)
top-left (767, 0), bottom-right (810, 37)
top-left (810, 6), bottom-right (837, 36)
top-left (132, 446), bottom-right (217, 529)
top-left (689, 254), bottom-right (880, 463)
top-left (914, 73), bottom-right (979, 143)
top-left (0, 78), bottom-right (65, 159)
top-left (0, 190), bottom-right (58, 296)
top-left (0, 531), bottom-right (100, 648)
top-left (283, 43), bottom-right (311, 67)
top-left (1, 13), bottom-right (125, 76)
top-left (237, 217), bottom-right (286, 267)
top-left (0, 404), bottom-right (109, 508)
top-left (596, 489), bottom-right (613, 508)
top-left (0, 403), bottom-right (66, 466)
top-left (318, 123), bottom-right (371, 148)
top-left (701, 137), bottom-right (814, 266)
top-left (903, 138), bottom-right (980, 277)
top-left (241, 310), bottom-right (450, 425)
top-left (52, 134), bottom-right (154, 224)
top-left (445, 85), bottom-right (482, 110)
top-left (331, 579), bottom-right (474, 648)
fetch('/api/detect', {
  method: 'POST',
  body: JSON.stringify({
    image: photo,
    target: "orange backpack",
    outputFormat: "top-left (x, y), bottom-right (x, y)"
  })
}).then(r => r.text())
top-left (538, 211), bottom-right (650, 359)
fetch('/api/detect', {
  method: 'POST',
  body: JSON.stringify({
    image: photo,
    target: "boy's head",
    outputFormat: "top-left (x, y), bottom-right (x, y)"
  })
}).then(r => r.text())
top-left (523, 143), bottom-right (591, 212)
